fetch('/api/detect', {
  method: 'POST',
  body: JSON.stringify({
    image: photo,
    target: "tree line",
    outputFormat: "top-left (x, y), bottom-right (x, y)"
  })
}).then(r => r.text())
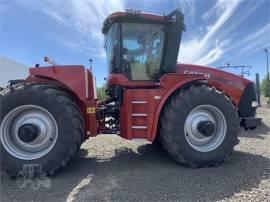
top-left (260, 73), bottom-right (270, 97)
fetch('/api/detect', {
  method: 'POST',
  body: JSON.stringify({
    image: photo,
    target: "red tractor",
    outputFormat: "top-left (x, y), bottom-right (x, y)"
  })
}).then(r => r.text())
top-left (0, 9), bottom-right (261, 176)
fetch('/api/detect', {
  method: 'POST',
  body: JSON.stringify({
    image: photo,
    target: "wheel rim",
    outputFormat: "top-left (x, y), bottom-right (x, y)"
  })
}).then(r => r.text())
top-left (184, 105), bottom-right (227, 152)
top-left (0, 105), bottom-right (58, 160)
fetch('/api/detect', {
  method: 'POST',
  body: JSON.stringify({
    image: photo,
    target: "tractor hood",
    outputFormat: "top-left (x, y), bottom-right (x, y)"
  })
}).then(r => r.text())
top-left (176, 63), bottom-right (250, 87)
top-left (176, 63), bottom-right (254, 108)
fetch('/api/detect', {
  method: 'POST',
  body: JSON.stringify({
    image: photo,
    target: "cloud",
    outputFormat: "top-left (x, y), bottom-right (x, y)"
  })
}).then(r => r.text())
top-left (4, 0), bottom-right (268, 65)
top-left (202, 0), bottom-right (230, 21)
top-left (178, 0), bottom-right (268, 66)
top-left (179, 0), bottom-right (241, 65)
top-left (228, 24), bottom-right (270, 58)
top-left (14, 0), bottom-right (124, 58)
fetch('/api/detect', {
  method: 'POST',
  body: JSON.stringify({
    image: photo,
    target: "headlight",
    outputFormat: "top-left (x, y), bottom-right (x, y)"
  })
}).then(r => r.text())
top-left (252, 101), bottom-right (258, 107)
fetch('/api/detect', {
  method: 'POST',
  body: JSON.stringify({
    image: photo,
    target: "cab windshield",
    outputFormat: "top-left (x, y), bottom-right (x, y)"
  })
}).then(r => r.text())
top-left (122, 23), bottom-right (165, 80)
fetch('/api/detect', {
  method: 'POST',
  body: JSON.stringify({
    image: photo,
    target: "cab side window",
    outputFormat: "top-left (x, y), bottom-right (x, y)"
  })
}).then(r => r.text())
top-left (122, 23), bottom-right (164, 80)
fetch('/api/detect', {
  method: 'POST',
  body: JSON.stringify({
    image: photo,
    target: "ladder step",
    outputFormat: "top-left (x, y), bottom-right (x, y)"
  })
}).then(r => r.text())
top-left (132, 126), bottom-right (147, 129)
top-left (131, 113), bottom-right (147, 117)
top-left (132, 101), bottom-right (147, 104)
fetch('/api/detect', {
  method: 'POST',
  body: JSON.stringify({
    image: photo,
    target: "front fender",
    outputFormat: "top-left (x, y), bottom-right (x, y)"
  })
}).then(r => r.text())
top-left (150, 75), bottom-right (207, 141)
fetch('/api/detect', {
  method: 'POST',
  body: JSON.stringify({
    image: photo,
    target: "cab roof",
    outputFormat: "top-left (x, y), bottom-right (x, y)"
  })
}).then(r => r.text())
top-left (102, 10), bottom-right (175, 34)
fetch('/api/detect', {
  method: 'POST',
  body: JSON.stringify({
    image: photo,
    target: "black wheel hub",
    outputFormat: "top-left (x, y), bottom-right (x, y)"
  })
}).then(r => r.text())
top-left (197, 121), bottom-right (215, 137)
top-left (17, 123), bottom-right (40, 143)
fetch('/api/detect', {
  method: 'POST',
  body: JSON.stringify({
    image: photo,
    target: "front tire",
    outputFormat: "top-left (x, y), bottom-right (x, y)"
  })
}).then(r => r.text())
top-left (0, 84), bottom-right (84, 176)
top-left (159, 85), bottom-right (239, 167)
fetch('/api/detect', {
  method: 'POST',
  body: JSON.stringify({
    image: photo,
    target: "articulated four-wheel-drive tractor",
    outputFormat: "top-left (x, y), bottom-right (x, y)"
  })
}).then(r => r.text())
top-left (0, 9), bottom-right (261, 176)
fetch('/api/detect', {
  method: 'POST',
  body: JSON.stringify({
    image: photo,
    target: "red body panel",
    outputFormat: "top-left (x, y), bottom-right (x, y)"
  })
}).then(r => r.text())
top-left (25, 63), bottom-right (250, 142)
top-left (107, 64), bottom-right (250, 141)
top-left (28, 66), bottom-right (94, 100)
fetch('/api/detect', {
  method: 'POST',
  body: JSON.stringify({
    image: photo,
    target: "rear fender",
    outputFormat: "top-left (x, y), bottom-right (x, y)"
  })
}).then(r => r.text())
top-left (26, 66), bottom-right (97, 138)
top-left (27, 66), bottom-right (95, 101)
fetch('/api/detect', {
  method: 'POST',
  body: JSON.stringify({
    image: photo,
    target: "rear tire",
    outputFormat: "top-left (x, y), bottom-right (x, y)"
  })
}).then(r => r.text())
top-left (0, 84), bottom-right (84, 176)
top-left (159, 85), bottom-right (239, 167)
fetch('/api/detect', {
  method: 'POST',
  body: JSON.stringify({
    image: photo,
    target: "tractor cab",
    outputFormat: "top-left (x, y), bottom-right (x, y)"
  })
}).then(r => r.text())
top-left (102, 9), bottom-right (185, 82)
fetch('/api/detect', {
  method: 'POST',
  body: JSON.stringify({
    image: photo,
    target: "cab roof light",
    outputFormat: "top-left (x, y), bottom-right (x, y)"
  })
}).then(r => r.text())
top-left (134, 9), bottom-right (141, 15)
top-left (126, 8), bottom-right (141, 15)
top-left (126, 8), bottom-right (133, 15)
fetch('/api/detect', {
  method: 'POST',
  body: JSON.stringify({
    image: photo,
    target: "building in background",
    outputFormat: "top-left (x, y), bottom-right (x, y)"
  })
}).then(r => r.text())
top-left (0, 56), bottom-right (28, 87)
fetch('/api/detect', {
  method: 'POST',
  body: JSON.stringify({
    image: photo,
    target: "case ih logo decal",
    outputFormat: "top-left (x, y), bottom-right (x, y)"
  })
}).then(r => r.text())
top-left (183, 70), bottom-right (211, 79)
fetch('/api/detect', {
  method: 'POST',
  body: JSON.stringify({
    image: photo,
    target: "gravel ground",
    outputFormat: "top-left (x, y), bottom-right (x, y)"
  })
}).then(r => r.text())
top-left (1, 107), bottom-right (270, 202)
